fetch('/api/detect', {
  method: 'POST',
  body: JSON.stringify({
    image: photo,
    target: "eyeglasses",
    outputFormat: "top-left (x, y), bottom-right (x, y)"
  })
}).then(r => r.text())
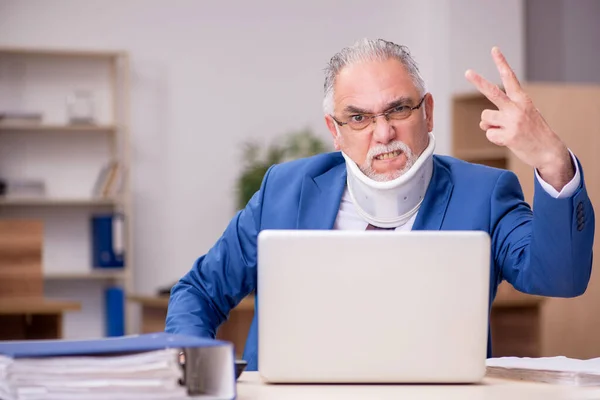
top-left (331, 95), bottom-right (426, 131)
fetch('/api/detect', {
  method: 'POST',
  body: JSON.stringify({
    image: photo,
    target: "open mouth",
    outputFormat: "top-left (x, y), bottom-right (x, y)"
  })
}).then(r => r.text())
top-left (374, 150), bottom-right (402, 161)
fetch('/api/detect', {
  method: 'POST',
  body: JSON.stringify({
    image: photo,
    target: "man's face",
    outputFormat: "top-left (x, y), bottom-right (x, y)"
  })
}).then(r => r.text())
top-left (325, 58), bottom-right (434, 182)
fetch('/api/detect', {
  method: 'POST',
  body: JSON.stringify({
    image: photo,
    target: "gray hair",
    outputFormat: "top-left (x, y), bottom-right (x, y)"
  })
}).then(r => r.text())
top-left (323, 38), bottom-right (426, 115)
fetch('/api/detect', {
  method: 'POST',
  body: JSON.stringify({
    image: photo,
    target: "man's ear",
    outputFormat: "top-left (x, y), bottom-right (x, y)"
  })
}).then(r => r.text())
top-left (424, 93), bottom-right (434, 132)
top-left (325, 115), bottom-right (342, 150)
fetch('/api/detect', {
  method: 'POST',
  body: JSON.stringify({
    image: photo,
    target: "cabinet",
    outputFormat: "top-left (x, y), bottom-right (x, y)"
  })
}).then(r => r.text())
top-left (452, 83), bottom-right (600, 358)
top-left (0, 47), bottom-right (133, 338)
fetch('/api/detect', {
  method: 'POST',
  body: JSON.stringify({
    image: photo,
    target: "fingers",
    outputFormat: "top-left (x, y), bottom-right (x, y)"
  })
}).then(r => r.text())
top-left (481, 109), bottom-right (503, 127)
top-left (480, 109), bottom-right (504, 134)
top-left (480, 120), bottom-right (499, 131)
top-left (465, 69), bottom-right (511, 109)
top-left (491, 47), bottom-right (523, 99)
top-left (485, 128), bottom-right (506, 147)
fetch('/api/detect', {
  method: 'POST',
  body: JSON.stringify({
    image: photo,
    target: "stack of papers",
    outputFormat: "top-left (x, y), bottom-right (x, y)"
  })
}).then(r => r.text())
top-left (486, 356), bottom-right (600, 386)
top-left (0, 349), bottom-right (187, 400)
top-left (0, 333), bottom-right (236, 400)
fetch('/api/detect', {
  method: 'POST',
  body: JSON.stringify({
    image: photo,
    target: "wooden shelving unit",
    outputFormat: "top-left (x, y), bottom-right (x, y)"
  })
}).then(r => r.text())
top-left (0, 46), bottom-right (134, 339)
top-left (451, 90), bottom-right (526, 304)
top-left (452, 83), bottom-right (600, 360)
top-left (452, 89), bottom-right (543, 357)
top-left (451, 92), bottom-right (507, 168)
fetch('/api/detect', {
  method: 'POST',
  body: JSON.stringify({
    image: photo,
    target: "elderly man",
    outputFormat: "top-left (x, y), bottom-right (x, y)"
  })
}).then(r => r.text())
top-left (166, 39), bottom-right (594, 371)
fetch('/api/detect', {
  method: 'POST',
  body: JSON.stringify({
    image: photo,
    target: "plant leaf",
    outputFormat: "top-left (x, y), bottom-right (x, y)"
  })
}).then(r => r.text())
top-left (234, 128), bottom-right (331, 210)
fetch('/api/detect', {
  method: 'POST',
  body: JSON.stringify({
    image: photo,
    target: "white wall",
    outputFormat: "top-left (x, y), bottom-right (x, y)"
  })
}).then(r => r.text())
top-left (526, 0), bottom-right (600, 84)
top-left (448, 0), bottom-right (525, 94)
top-left (0, 0), bottom-right (524, 337)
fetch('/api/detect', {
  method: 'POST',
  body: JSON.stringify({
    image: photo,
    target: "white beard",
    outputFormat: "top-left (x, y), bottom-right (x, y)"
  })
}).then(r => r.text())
top-left (358, 140), bottom-right (416, 182)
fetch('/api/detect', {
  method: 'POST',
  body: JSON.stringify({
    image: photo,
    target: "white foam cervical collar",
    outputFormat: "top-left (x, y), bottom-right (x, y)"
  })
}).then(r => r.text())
top-left (341, 132), bottom-right (435, 229)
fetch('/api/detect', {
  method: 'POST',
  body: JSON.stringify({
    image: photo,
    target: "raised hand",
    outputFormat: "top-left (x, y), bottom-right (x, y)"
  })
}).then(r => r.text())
top-left (465, 47), bottom-right (574, 191)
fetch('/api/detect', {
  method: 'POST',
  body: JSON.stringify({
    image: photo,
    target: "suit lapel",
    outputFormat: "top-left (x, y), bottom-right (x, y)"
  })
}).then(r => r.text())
top-left (297, 162), bottom-right (347, 229)
top-left (412, 156), bottom-right (454, 231)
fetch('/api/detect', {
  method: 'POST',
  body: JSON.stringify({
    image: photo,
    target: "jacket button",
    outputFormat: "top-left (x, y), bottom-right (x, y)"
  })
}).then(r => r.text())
top-left (578, 222), bottom-right (585, 232)
top-left (577, 202), bottom-right (584, 212)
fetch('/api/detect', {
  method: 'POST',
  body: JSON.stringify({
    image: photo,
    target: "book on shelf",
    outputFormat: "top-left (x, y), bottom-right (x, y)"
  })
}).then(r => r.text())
top-left (91, 213), bottom-right (125, 268)
top-left (92, 161), bottom-right (124, 199)
top-left (0, 179), bottom-right (46, 198)
top-left (0, 111), bottom-right (43, 126)
top-left (104, 286), bottom-right (125, 337)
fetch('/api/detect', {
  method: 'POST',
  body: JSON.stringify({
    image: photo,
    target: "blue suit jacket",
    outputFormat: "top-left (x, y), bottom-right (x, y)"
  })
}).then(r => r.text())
top-left (166, 152), bottom-right (594, 371)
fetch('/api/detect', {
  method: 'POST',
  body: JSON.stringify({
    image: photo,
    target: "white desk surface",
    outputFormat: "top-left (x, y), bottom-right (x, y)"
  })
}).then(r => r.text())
top-left (235, 372), bottom-right (600, 400)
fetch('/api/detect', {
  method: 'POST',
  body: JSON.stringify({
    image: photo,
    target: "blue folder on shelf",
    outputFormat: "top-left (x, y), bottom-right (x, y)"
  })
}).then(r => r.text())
top-left (0, 332), bottom-right (236, 399)
top-left (91, 213), bottom-right (125, 268)
top-left (104, 286), bottom-right (125, 337)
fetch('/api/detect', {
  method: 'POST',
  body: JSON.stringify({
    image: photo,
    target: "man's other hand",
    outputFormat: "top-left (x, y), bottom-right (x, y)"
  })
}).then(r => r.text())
top-left (465, 47), bottom-right (574, 191)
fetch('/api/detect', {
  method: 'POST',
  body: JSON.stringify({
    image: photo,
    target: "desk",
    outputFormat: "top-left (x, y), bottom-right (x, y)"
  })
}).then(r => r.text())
top-left (236, 372), bottom-right (598, 400)
top-left (0, 298), bottom-right (81, 339)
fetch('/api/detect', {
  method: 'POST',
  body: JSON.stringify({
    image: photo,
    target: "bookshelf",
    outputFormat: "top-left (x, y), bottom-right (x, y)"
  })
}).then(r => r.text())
top-left (452, 83), bottom-right (600, 359)
top-left (0, 46), bottom-right (133, 339)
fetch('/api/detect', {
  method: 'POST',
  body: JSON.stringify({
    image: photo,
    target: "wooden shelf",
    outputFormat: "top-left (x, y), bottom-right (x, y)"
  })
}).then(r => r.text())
top-left (0, 124), bottom-right (116, 133)
top-left (0, 46), bottom-right (125, 59)
top-left (0, 197), bottom-right (118, 206)
top-left (128, 294), bottom-right (255, 312)
top-left (452, 89), bottom-right (503, 102)
top-left (0, 298), bottom-right (81, 314)
top-left (45, 270), bottom-right (126, 281)
top-left (455, 148), bottom-right (506, 162)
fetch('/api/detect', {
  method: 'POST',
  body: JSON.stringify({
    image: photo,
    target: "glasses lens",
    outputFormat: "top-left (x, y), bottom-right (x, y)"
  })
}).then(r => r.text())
top-left (347, 117), bottom-right (371, 130)
top-left (388, 107), bottom-right (412, 120)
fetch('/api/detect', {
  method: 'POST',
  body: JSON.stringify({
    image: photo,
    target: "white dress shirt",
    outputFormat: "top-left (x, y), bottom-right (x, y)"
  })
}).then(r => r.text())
top-left (333, 151), bottom-right (581, 231)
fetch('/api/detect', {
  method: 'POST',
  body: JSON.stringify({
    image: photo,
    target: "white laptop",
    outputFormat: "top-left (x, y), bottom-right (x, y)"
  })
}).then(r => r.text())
top-left (256, 229), bottom-right (491, 383)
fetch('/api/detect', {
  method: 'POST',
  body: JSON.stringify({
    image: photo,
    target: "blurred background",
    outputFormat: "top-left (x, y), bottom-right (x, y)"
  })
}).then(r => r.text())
top-left (0, 0), bottom-right (599, 361)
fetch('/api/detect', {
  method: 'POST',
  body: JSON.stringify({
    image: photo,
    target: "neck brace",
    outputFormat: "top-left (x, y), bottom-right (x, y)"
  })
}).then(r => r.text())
top-left (341, 132), bottom-right (436, 229)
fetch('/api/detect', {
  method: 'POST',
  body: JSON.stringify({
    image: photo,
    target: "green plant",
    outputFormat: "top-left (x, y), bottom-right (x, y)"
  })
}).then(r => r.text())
top-left (235, 128), bottom-right (331, 210)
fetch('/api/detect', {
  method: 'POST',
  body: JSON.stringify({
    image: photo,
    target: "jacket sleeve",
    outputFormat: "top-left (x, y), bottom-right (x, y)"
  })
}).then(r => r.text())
top-left (491, 158), bottom-right (594, 297)
top-left (164, 166), bottom-right (272, 338)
